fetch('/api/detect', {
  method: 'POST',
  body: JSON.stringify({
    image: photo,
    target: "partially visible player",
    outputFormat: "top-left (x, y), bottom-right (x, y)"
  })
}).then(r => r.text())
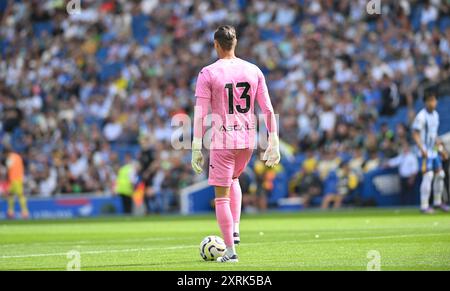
top-left (191, 25), bottom-right (280, 263)
top-left (0, 165), bottom-right (9, 200)
top-left (412, 92), bottom-right (449, 213)
top-left (3, 144), bottom-right (29, 219)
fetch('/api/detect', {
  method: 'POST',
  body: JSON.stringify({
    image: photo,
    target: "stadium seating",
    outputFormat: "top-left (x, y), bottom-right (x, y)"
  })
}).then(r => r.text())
top-left (1, 1), bottom-right (450, 212)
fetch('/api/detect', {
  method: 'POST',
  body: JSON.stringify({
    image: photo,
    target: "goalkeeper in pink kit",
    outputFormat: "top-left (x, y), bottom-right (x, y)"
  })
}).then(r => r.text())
top-left (191, 25), bottom-right (280, 263)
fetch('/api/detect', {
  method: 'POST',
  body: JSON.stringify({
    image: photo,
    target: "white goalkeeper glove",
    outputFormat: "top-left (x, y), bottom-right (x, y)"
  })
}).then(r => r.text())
top-left (191, 137), bottom-right (204, 174)
top-left (262, 133), bottom-right (281, 167)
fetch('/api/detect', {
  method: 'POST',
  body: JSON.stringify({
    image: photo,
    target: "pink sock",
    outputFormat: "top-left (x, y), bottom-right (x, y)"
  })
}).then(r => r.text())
top-left (230, 179), bottom-right (242, 230)
top-left (215, 198), bottom-right (234, 247)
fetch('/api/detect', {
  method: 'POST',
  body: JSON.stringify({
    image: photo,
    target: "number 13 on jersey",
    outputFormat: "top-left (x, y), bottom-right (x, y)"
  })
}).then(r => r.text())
top-left (225, 82), bottom-right (251, 114)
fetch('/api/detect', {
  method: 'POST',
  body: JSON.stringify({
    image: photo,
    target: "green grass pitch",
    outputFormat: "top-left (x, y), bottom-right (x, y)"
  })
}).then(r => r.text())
top-left (0, 208), bottom-right (449, 270)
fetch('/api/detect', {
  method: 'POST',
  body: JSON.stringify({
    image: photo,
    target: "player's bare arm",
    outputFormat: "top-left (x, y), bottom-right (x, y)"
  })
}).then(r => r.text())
top-left (412, 130), bottom-right (427, 158)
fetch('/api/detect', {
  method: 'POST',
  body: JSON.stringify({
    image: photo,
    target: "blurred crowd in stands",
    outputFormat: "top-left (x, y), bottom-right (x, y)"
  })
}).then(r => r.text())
top-left (1, 0), bottom-right (450, 212)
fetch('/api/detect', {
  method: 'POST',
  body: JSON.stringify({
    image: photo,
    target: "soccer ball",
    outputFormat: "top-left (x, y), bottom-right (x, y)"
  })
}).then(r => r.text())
top-left (199, 235), bottom-right (226, 261)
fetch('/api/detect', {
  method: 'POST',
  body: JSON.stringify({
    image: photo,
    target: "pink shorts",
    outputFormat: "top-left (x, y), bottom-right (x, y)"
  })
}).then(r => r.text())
top-left (208, 149), bottom-right (253, 187)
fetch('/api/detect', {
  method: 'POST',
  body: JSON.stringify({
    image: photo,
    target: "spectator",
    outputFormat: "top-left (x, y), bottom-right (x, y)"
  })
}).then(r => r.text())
top-left (317, 147), bottom-right (341, 181)
top-left (253, 158), bottom-right (280, 212)
top-left (289, 158), bottom-right (321, 208)
top-left (240, 167), bottom-right (258, 213)
top-left (380, 74), bottom-right (400, 116)
top-left (321, 160), bottom-right (359, 210)
top-left (37, 164), bottom-right (58, 197)
top-left (421, 0), bottom-right (438, 26)
top-left (1, 0), bottom-right (450, 213)
top-left (385, 141), bottom-right (419, 205)
top-left (363, 149), bottom-right (381, 173)
top-left (349, 145), bottom-right (365, 180)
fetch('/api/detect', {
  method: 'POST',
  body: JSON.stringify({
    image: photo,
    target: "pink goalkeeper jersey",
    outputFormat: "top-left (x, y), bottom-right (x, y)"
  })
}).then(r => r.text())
top-left (194, 58), bottom-right (275, 150)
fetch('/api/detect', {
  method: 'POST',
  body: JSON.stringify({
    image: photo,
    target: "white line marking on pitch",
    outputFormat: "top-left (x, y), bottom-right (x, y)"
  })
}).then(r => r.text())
top-left (0, 237), bottom-right (177, 248)
top-left (0, 245), bottom-right (195, 259)
top-left (0, 232), bottom-right (448, 260)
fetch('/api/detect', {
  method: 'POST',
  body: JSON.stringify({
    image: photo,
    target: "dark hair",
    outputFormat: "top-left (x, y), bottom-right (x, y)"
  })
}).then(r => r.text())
top-left (214, 25), bottom-right (237, 51)
top-left (423, 90), bottom-right (437, 102)
top-left (2, 144), bottom-right (12, 155)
